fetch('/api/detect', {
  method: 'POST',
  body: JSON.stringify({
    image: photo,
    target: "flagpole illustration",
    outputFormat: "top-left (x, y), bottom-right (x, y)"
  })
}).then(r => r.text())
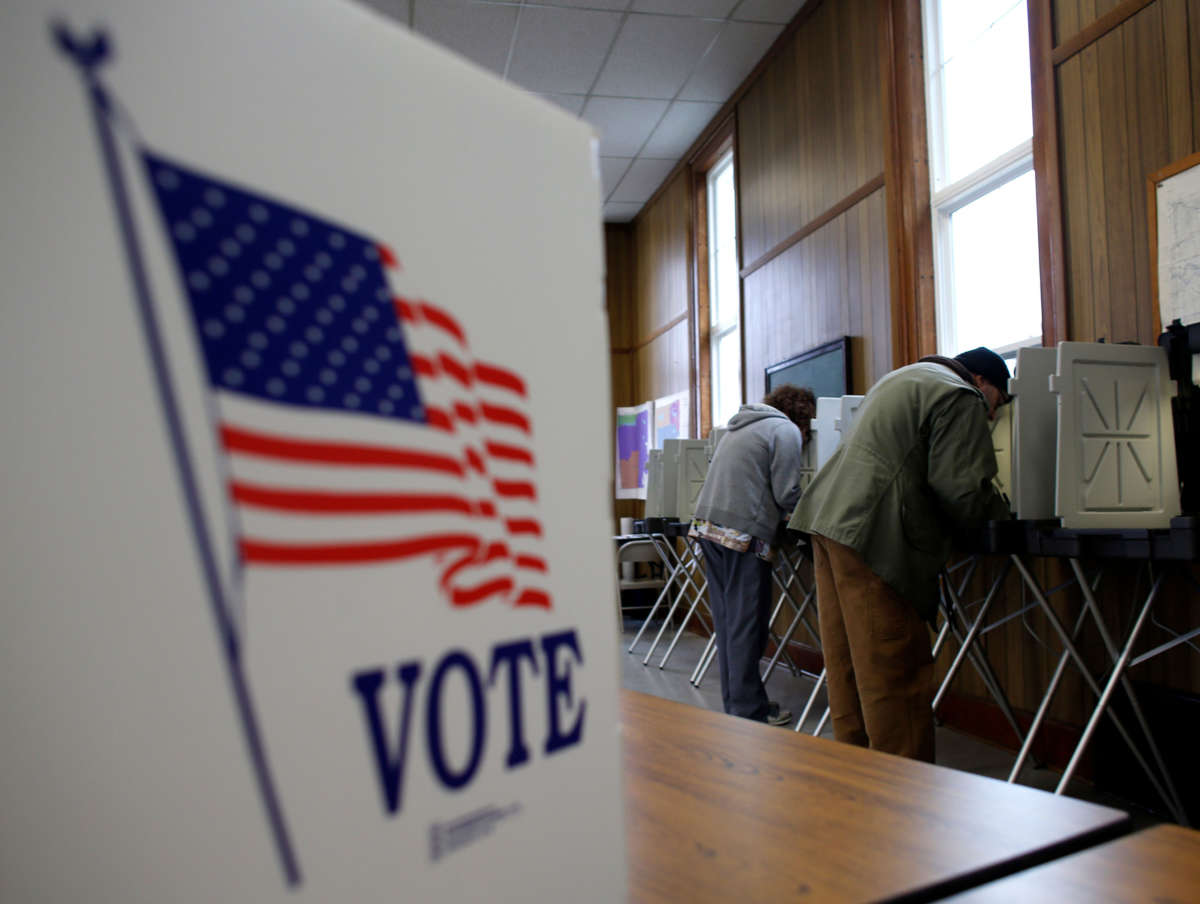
top-left (51, 23), bottom-right (301, 888)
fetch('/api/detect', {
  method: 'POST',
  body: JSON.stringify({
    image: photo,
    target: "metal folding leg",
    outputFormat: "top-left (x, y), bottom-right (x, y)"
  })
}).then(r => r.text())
top-left (761, 547), bottom-right (817, 682)
top-left (641, 534), bottom-right (708, 666)
top-left (1008, 555), bottom-right (1186, 823)
top-left (655, 535), bottom-right (713, 669)
top-left (932, 559), bottom-right (1026, 749)
top-left (1052, 562), bottom-right (1187, 823)
top-left (625, 532), bottom-right (683, 654)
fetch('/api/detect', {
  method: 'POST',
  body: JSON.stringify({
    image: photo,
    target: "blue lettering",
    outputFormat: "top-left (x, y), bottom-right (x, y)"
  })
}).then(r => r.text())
top-left (426, 650), bottom-right (486, 790)
top-left (350, 629), bottom-right (587, 812)
top-left (350, 661), bottom-right (421, 816)
top-left (488, 638), bottom-right (539, 769)
top-left (541, 630), bottom-right (585, 755)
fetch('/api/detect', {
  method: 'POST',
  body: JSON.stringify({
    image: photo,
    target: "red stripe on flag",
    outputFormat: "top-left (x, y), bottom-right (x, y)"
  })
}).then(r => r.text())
top-left (465, 447), bottom-right (486, 473)
top-left (423, 406), bottom-right (455, 432)
top-left (515, 554), bottom-right (547, 572)
top-left (453, 401), bottom-right (478, 424)
top-left (392, 297), bottom-right (415, 321)
top-left (493, 480), bottom-right (536, 500)
top-left (474, 362), bottom-right (526, 397)
top-left (506, 518), bottom-right (542, 537)
top-left (231, 483), bottom-right (481, 515)
top-left (410, 354), bottom-right (436, 378)
top-left (452, 576), bottom-right (515, 607)
top-left (221, 425), bottom-right (464, 474)
top-left (515, 588), bottom-right (552, 608)
top-left (439, 352), bottom-right (472, 387)
top-left (480, 402), bottom-right (530, 433)
top-left (376, 243), bottom-right (399, 268)
top-left (484, 441), bottom-right (535, 466)
top-left (241, 534), bottom-right (478, 565)
top-left (419, 303), bottom-right (466, 346)
top-left (477, 500), bottom-right (496, 517)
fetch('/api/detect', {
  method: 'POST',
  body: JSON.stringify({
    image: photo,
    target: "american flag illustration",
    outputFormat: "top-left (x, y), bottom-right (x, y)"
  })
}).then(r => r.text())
top-left (142, 152), bottom-right (551, 609)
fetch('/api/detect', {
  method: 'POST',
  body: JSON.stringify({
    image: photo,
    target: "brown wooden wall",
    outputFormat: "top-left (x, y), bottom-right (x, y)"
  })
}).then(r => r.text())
top-left (738, 0), bottom-right (892, 401)
top-left (1054, 0), bottom-right (1200, 346)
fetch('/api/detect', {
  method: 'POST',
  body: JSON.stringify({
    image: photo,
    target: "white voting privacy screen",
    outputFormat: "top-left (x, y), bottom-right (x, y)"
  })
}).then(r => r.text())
top-left (1009, 346), bottom-right (1058, 520)
top-left (990, 401), bottom-right (1014, 510)
top-left (1052, 342), bottom-right (1181, 528)
top-left (0, 2), bottom-right (625, 902)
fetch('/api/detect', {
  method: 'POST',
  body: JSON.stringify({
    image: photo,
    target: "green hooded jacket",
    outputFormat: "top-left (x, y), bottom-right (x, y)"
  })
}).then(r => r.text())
top-left (788, 360), bottom-right (1008, 620)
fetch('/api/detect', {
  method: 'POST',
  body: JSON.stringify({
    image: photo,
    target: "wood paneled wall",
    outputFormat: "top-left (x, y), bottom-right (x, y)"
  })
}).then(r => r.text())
top-left (631, 171), bottom-right (693, 406)
top-left (1054, 0), bottom-right (1200, 344)
top-left (739, 0), bottom-right (892, 400)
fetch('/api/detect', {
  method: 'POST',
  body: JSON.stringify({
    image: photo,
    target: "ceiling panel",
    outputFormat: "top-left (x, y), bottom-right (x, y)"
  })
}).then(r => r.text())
top-left (642, 100), bottom-right (725, 158)
top-left (599, 157), bottom-right (635, 198)
top-left (505, 6), bottom-right (623, 94)
top-left (351, 0), bottom-right (805, 222)
top-left (611, 157), bottom-right (678, 203)
top-left (603, 202), bottom-right (645, 222)
top-left (630, 0), bottom-right (739, 20)
top-left (580, 96), bottom-right (670, 157)
top-left (412, 0), bottom-right (516, 77)
top-left (593, 13), bottom-right (723, 99)
top-left (678, 20), bottom-right (781, 102)
top-left (736, 0), bottom-right (809, 24)
top-left (539, 92), bottom-right (587, 116)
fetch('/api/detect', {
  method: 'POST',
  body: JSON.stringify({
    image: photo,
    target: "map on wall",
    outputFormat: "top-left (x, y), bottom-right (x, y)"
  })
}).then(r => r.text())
top-left (653, 390), bottom-right (689, 448)
top-left (615, 402), bottom-right (652, 499)
top-left (1156, 156), bottom-right (1200, 330)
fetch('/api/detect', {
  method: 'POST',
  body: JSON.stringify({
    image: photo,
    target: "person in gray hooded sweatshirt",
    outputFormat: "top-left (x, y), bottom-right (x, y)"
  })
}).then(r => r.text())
top-left (688, 385), bottom-right (815, 724)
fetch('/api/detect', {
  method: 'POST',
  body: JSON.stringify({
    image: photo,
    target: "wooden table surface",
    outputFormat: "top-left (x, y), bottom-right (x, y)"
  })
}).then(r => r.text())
top-left (620, 690), bottom-right (1132, 903)
top-left (939, 823), bottom-right (1200, 902)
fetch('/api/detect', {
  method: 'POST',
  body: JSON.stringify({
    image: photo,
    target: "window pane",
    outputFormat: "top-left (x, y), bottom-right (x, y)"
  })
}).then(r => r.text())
top-left (709, 158), bottom-right (738, 327)
top-left (935, 1), bottom-right (1032, 186)
top-left (714, 328), bottom-right (741, 427)
top-left (947, 170), bottom-right (1042, 353)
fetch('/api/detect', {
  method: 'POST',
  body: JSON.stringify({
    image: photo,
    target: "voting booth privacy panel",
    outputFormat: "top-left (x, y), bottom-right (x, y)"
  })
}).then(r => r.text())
top-left (0, 2), bottom-right (626, 901)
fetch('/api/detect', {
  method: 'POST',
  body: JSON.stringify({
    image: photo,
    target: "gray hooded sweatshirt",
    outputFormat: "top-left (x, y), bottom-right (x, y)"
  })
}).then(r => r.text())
top-left (691, 403), bottom-right (806, 543)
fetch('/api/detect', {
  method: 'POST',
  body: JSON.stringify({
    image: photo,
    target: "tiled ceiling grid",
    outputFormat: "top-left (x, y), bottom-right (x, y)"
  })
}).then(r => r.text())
top-left (352, 0), bottom-right (807, 221)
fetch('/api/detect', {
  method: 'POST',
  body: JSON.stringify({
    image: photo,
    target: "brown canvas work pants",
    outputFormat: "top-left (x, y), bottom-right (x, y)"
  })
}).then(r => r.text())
top-left (811, 535), bottom-right (936, 762)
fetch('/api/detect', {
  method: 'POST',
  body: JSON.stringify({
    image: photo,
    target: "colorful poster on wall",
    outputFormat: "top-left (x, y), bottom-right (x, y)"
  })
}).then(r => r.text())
top-left (653, 390), bottom-right (690, 448)
top-left (615, 402), bottom-right (653, 499)
top-left (0, 2), bottom-right (626, 901)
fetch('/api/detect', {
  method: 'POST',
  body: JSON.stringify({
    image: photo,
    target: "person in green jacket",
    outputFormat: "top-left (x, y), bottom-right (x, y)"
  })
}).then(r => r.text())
top-left (789, 347), bottom-right (1012, 762)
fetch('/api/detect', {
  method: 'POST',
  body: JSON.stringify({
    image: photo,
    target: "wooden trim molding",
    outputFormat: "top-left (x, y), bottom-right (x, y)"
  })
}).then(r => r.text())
top-left (881, 0), bottom-right (935, 364)
top-left (611, 310), bottom-right (689, 356)
top-left (1050, 0), bottom-right (1156, 67)
top-left (1147, 150), bottom-right (1200, 336)
top-left (1029, 0), bottom-right (1068, 345)
top-left (739, 173), bottom-right (886, 280)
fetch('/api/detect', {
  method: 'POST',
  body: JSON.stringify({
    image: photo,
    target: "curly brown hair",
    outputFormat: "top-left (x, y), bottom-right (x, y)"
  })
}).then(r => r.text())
top-left (762, 384), bottom-right (817, 442)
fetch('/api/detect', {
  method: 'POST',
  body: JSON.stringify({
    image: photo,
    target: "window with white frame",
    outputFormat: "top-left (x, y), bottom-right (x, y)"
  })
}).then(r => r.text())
top-left (923, 0), bottom-right (1043, 358)
top-left (708, 150), bottom-right (741, 427)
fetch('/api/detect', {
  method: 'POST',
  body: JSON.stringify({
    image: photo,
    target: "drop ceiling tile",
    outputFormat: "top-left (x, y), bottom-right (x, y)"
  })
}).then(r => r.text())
top-left (599, 157), bottom-right (635, 199)
top-left (506, 6), bottom-right (623, 94)
top-left (546, 0), bottom-right (629, 8)
top-left (678, 20), bottom-right (781, 101)
top-left (604, 202), bottom-right (645, 222)
top-left (631, 0), bottom-right (738, 17)
top-left (734, 0), bottom-right (809, 24)
top-left (413, 0), bottom-right (516, 76)
top-left (593, 14), bottom-right (722, 99)
top-left (352, 0), bottom-right (411, 24)
top-left (539, 93), bottom-right (587, 116)
top-left (611, 157), bottom-right (678, 203)
top-left (581, 96), bottom-right (670, 157)
top-left (642, 100), bottom-right (724, 157)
